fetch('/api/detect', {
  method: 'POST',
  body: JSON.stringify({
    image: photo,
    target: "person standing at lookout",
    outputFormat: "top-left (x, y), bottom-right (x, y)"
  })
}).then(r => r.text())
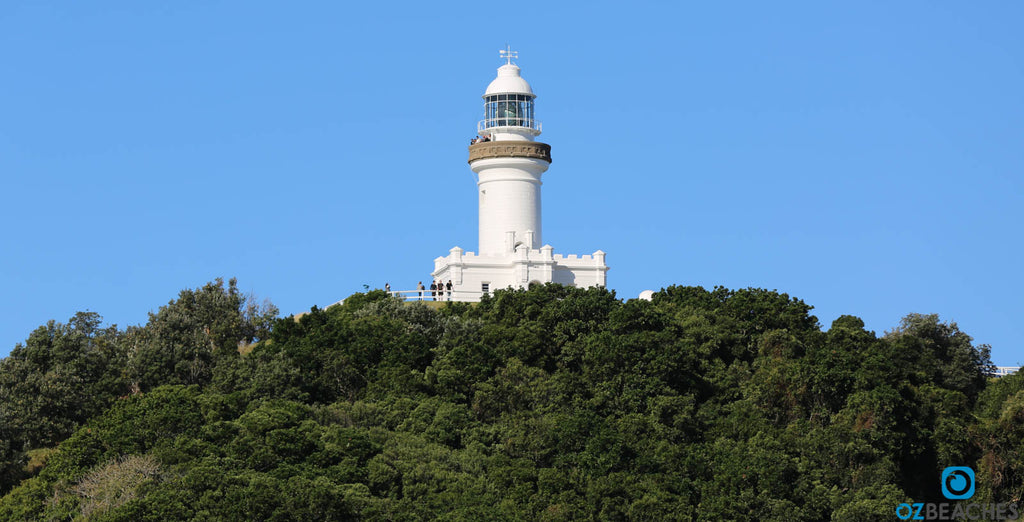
top-left (417, 281), bottom-right (425, 298)
top-left (429, 281), bottom-right (437, 300)
top-left (446, 280), bottom-right (452, 300)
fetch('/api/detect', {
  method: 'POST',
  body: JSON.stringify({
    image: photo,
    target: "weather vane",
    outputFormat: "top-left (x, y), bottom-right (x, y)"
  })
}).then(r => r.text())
top-left (500, 44), bottom-right (518, 65)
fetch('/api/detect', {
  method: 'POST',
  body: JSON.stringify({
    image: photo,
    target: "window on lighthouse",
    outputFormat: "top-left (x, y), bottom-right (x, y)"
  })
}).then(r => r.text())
top-left (484, 94), bottom-right (535, 129)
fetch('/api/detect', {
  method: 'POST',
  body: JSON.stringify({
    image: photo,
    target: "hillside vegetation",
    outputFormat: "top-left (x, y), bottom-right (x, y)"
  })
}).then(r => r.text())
top-left (0, 280), bottom-right (1020, 520)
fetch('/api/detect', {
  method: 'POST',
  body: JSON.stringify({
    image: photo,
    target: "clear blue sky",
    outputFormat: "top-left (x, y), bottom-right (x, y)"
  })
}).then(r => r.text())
top-left (2, 2), bottom-right (1022, 365)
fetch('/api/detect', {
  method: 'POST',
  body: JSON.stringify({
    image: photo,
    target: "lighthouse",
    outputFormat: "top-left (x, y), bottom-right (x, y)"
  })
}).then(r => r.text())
top-left (432, 49), bottom-right (608, 299)
top-left (473, 49), bottom-right (548, 255)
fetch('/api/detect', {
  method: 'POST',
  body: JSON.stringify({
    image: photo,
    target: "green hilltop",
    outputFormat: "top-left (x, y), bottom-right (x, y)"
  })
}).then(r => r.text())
top-left (0, 279), bottom-right (1020, 520)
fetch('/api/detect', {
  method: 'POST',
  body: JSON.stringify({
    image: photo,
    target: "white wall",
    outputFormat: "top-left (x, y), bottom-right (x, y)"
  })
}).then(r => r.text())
top-left (432, 246), bottom-right (607, 300)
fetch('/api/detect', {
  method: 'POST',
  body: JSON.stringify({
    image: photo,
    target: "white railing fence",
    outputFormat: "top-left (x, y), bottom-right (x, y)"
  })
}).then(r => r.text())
top-left (991, 366), bottom-right (1021, 378)
top-left (388, 289), bottom-right (485, 303)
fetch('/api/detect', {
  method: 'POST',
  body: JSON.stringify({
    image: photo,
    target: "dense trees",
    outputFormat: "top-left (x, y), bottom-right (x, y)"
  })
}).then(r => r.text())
top-left (0, 281), bottom-right (1012, 520)
top-left (128, 278), bottom-right (278, 393)
top-left (0, 278), bottom-right (275, 498)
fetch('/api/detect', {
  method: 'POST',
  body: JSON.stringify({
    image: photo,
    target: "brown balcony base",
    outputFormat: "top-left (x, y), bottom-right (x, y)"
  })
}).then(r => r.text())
top-left (468, 141), bottom-right (552, 164)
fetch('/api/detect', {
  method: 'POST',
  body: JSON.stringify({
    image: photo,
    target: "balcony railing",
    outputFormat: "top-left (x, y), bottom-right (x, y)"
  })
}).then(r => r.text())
top-left (478, 118), bottom-right (542, 134)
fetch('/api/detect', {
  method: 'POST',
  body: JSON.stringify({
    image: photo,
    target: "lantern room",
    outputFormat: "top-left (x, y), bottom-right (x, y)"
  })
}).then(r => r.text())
top-left (477, 49), bottom-right (542, 139)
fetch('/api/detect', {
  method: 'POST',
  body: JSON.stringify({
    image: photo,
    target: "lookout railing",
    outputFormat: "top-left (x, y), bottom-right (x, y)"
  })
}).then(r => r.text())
top-left (991, 366), bottom-right (1021, 378)
top-left (387, 290), bottom-right (484, 303)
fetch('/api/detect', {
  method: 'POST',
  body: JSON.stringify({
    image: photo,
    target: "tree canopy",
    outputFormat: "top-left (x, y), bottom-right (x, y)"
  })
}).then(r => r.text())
top-left (0, 281), bottom-right (1013, 520)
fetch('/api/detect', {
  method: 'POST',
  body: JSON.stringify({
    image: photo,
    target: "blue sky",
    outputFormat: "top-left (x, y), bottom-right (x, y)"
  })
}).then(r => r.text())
top-left (2, 2), bottom-right (1022, 365)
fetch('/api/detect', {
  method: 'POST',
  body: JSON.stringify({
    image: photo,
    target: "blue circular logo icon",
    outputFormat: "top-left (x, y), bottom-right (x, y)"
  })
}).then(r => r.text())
top-left (941, 466), bottom-right (975, 500)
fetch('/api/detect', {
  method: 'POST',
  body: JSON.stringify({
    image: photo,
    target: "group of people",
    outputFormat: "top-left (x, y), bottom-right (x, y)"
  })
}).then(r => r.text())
top-left (382, 281), bottom-right (455, 301)
top-left (417, 280), bottom-right (453, 301)
top-left (469, 135), bottom-right (491, 145)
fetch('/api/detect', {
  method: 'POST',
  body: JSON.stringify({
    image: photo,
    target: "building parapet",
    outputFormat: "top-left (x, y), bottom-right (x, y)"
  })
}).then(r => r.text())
top-left (437, 246), bottom-right (605, 265)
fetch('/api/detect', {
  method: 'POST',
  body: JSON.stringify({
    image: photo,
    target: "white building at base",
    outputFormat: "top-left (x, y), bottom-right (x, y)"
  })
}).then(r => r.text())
top-left (431, 50), bottom-right (608, 300)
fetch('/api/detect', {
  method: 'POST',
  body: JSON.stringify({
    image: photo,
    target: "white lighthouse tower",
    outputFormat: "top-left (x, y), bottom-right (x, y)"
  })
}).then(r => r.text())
top-left (432, 49), bottom-right (608, 299)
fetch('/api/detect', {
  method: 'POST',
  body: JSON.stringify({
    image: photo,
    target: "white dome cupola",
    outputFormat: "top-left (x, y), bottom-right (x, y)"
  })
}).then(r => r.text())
top-left (484, 64), bottom-right (534, 96)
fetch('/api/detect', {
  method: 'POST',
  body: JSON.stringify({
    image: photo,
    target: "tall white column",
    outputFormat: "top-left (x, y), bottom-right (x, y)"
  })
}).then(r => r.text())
top-left (473, 155), bottom-right (548, 255)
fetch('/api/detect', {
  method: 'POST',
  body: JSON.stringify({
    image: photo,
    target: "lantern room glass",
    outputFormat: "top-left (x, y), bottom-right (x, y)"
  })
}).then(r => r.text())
top-left (483, 93), bottom-right (538, 130)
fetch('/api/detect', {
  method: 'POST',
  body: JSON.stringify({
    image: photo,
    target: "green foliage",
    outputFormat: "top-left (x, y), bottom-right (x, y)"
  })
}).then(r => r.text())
top-left (971, 371), bottom-right (1024, 502)
top-left (885, 313), bottom-right (993, 402)
top-left (0, 312), bottom-right (126, 449)
top-left (0, 312), bottom-right (128, 496)
top-left (0, 283), bottom-right (1007, 520)
top-left (129, 277), bottom-right (279, 392)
